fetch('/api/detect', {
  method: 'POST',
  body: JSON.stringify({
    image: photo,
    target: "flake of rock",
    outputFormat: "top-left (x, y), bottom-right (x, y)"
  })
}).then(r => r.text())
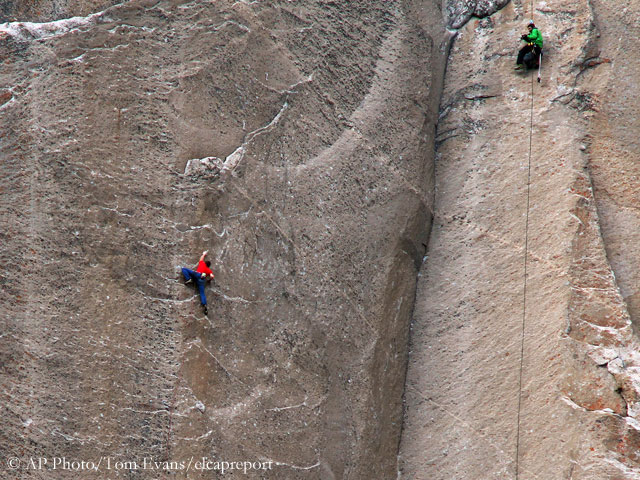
top-left (184, 156), bottom-right (222, 177)
top-left (446, 0), bottom-right (509, 29)
top-left (588, 347), bottom-right (620, 366)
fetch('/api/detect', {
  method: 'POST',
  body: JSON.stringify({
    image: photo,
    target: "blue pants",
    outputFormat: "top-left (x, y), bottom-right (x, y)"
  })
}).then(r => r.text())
top-left (182, 268), bottom-right (207, 305)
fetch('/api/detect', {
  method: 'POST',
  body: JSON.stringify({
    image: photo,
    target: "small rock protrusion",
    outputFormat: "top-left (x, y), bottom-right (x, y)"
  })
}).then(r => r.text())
top-left (184, 156), bottom-right (222, 177)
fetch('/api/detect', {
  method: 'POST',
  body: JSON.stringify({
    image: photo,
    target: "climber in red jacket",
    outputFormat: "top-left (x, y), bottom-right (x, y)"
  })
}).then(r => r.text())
top-left (182, 250), bottom-right (215, 315)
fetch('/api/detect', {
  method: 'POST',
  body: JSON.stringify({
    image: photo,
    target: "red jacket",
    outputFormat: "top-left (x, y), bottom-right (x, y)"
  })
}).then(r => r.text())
top-left (196, 260), bottom-right (214, 278)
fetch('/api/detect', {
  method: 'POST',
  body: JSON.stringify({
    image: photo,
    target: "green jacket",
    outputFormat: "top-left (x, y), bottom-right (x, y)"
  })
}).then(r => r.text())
top-left (524, 28), bottom-right (543, 48)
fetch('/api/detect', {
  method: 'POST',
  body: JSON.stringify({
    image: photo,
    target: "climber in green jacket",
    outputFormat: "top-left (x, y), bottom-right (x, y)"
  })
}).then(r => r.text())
top-left (515, 21), bottom-right (543, 70)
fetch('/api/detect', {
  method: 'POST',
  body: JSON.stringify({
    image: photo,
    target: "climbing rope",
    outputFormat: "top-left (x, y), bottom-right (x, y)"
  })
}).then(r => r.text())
top-left (515, 6), bottom-right (537, 479)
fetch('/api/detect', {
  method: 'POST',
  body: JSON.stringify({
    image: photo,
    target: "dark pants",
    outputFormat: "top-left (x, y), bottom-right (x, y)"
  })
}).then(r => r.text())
top-left (182, 268), bottom-right (207, 305)
top-left (517, 45), bottom-right (542, 66)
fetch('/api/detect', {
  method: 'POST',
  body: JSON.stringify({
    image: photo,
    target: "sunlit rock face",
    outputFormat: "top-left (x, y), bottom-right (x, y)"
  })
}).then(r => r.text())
top-left (445, 0), bottom-right (510, 28)
top-left (8, 0), bottom-right (640, 478)
top-left (400, 0), bottom-right (640, 478)
top-left (0, 0), bottom-right (450, 477)
top-left (0, 0), bottom-right (122, 23)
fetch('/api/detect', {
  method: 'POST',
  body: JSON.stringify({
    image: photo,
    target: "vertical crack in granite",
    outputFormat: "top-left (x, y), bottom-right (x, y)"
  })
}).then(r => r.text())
top-left (571, 0), bottom-right (640, 473)
top-left (582, 0), bottom-right (640, 329)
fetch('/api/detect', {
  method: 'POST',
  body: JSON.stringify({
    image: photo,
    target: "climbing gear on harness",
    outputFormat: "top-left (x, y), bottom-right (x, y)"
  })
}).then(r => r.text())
top-left (537, 52), bottom-right (542, 83)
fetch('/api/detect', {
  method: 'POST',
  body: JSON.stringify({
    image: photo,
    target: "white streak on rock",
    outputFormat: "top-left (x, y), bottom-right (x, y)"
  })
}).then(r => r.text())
top-left (185, 339), bottom-right (245, 385)
top-left (176, 429), bottom-right (213, 441)
top-left (212, 20), bottom-right (251, 33)
top-left (98, 205), bottom-right (132, 217)
top-left (273, 460), bottom-right (320, 470)
top-left (266, 397), bottom-right (308, 412)
top-left (223, 101), bottom-right (289, 173)
top-left (0, 13), bottom-right (102, 41)
top-left (212, 290), bottom-right (251, 304)
top-left (0, 97), bottom-right (16, 111)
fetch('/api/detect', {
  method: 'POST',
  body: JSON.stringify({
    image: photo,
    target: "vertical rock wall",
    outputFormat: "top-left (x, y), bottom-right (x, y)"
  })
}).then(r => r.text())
top-left (0, 0), bottom-right (450, 478)
top-left (400, 0), bottom-right (640, 478)
top-left (10, 0), bottom-right (640, 477)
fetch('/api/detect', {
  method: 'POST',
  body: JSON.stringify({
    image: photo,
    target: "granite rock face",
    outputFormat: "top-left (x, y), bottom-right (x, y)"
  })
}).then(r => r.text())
top-left (0, 0), bottom-right (122, 23)
top-left (0, 0), bottom-right (450, 478)
top-left (400, 0), bottom-right (640, 478)
top-left (445, 0), bottom-right (510, 28)
top-left (6, 0), bottom-right (640, 478)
